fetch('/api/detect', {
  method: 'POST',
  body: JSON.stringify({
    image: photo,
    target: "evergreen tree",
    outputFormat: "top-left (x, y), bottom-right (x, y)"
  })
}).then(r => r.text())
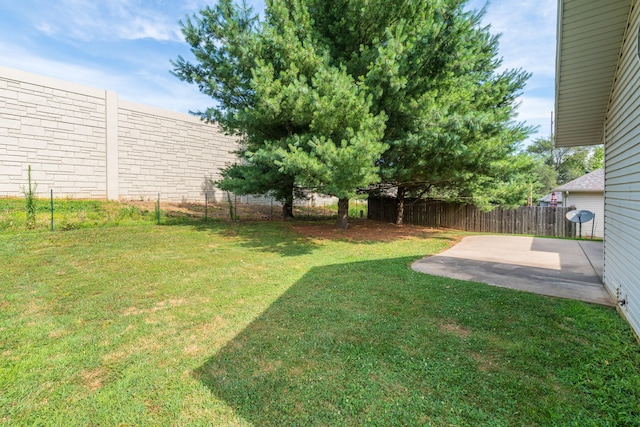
top-left (526, 137), bottom-right (603, 193)
top-left (174, 0), bottom-right (386, 228)
top-left (301, 0), bottom-right (532, 222)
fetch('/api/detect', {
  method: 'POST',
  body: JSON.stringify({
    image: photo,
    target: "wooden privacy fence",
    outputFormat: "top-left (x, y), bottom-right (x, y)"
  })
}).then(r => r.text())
top-left (368, 197), bottom-right (576, 237)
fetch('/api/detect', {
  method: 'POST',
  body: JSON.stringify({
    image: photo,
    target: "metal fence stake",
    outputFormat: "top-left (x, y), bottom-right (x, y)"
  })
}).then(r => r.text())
top-left (50, 189), bottom-right (54, 232)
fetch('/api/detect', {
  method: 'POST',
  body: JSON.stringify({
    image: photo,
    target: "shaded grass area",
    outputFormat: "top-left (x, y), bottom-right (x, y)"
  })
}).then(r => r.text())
top-left (0, 218), bottom-right (638, 425)
top-left (199, 260), bottom-right (640, 426)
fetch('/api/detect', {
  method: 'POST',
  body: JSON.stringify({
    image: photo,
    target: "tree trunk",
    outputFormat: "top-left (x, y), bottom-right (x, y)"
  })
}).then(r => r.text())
top-left (282, 192), bottom-right (294, 219)
top-left (395, 185), bottom-right (405, 225)
top-left (336, 197), bottom-right (349, 229)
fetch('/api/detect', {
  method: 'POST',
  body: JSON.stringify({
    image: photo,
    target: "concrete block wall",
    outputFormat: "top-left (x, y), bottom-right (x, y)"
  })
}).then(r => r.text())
top-left (0, 66), bottom-right (239, 201)
top-left (117, 101), bottom-right (237, 202)
top-left (0, 66), bottom-right (108, 197)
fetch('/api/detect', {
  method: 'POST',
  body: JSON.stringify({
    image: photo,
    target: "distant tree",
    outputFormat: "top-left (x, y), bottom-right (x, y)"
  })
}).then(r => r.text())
top-left (587, 145), bottom-right (604, 172)
top-left (531, 163), bottom-right (558, 198)
top-left (526, 137), bottom-right (603, 194)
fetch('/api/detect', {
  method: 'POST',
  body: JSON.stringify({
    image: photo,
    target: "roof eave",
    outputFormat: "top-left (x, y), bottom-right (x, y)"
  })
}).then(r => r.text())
top-left (554, 0), bottom-right (632, 148)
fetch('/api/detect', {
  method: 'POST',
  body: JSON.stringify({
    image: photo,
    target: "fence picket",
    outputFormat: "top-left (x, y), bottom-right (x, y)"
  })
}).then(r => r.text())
top-left (369, 197), bottom-right (575, 238)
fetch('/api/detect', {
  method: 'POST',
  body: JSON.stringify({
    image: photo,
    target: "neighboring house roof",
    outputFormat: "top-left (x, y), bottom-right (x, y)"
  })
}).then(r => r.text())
top-left (539, 192), bottom-right (563, 203)
top-left (553, 169), bottom-right (605, 193)
top-left (554, 0), bottom-right (633, 147)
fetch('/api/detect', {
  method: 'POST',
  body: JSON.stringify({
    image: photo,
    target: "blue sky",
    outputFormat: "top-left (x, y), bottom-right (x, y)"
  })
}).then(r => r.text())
top-left (0, 0), bottom-right (556, 143)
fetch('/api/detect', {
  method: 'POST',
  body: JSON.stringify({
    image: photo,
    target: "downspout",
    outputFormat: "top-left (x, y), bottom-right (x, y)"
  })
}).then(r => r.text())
top-left (602, 121), bottom-right (609, 295)
top-left (603, 117), bottom-right (623, 308)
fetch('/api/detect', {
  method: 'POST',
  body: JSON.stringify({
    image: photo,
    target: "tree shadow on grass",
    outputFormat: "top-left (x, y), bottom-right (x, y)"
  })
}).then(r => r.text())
top-left (193, 257), bottom-right (636, 426)
top-left (161, 215), bottom-right (320, 257)
top-left (216, 221), bottom-right (322, 257)
top-left (163, 213), bottom-right (459, 256)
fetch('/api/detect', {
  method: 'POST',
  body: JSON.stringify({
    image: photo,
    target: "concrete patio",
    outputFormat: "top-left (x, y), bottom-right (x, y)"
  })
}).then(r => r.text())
top-left (412, 235), bottom-right (612, 306)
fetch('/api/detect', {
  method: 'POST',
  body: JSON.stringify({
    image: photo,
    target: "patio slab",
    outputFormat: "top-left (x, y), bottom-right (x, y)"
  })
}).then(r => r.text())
top-left (412, 235), bottom-right (613, 306)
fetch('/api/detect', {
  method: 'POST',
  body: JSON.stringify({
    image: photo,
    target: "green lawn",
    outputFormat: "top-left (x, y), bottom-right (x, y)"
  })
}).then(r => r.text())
top-left (1, 202), bottom-right (639, 426)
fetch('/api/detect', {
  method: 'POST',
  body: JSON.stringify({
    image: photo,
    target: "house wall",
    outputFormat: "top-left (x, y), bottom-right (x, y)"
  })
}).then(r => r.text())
top-left (562, 192), bottom-right (604, 237)
top-left (0, 66), bottom-right (239, 202)
top-left (604, 0), bottom-right (640, 336)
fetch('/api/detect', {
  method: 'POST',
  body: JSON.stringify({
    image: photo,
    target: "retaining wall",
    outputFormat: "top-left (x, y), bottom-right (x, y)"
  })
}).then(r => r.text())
top-left (0, 65), bottom-right (239, 202)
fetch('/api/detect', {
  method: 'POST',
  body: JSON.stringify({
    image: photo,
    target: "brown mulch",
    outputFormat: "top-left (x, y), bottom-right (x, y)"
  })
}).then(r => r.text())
top-left (122, 200), bottom-right (448, 242)
top-left (290, 219), bottom-right (443, 242)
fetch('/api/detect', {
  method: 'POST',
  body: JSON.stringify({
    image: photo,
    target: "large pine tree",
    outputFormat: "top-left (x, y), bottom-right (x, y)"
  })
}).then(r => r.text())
top-left (300, 0), bottom-right (532, 222)
top-left (174, 0), bottom-right (386, 228)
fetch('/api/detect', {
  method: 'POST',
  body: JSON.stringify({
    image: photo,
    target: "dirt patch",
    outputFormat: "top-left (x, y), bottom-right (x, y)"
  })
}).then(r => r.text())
top-left (437, 321), bottom-right (472, 339)
top-left (122, 298), bottom-right (185, 316)
top-left (102, 350), bottom-right (129, 365)
top-left (182, 343), bottom-right (202, 357)
top-left (258, 359), bottom-right (283, 375)
top-left (48, 329), bottom-right (67, 339)
top-left (470, 352), bottom-right (498, 373)
top-left (80, 367), bottom-right (107, 391)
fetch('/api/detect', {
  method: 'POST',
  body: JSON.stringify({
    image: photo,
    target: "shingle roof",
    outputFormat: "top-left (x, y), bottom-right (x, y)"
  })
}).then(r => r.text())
top-left (553, 169), bottom-right (604, 192)
top-left (539, 192), bottom-right (564, 203)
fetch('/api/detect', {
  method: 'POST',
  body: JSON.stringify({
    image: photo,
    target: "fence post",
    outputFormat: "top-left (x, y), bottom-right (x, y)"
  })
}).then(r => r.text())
top-left (157, 193), bottom-right (161, 225)
top-left (50, 189), bottom-right (54, 232)
top-left (204, 192), bottom-right (208, 222)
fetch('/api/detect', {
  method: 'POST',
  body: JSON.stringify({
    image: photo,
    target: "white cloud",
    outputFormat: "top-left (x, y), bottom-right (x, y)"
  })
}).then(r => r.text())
top-left (0, 41), bottom-right (124, 90)
top-left (27, 0), bottom-right (187, 42)
top-left (480, 0), bottom-right (557, 78)
top-left (118, 16), bottom-right (183, 42)
top-left (34, 22), bottom-right (55, 37)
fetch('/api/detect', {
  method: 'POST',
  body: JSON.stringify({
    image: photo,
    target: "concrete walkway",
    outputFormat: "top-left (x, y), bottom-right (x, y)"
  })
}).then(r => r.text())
top-left (412, 235), bottom-right (613, 306)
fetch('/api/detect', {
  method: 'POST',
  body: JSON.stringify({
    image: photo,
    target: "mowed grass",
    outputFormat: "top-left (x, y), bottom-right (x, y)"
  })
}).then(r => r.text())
top-left (1, 202), bottom-right (639, 425)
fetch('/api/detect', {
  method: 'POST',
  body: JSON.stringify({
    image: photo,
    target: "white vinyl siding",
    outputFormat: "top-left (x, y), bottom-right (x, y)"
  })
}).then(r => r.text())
top-left (604, 0), bottom-right (640, 335)
top-left (563, 192), bottom-right (604, 237)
